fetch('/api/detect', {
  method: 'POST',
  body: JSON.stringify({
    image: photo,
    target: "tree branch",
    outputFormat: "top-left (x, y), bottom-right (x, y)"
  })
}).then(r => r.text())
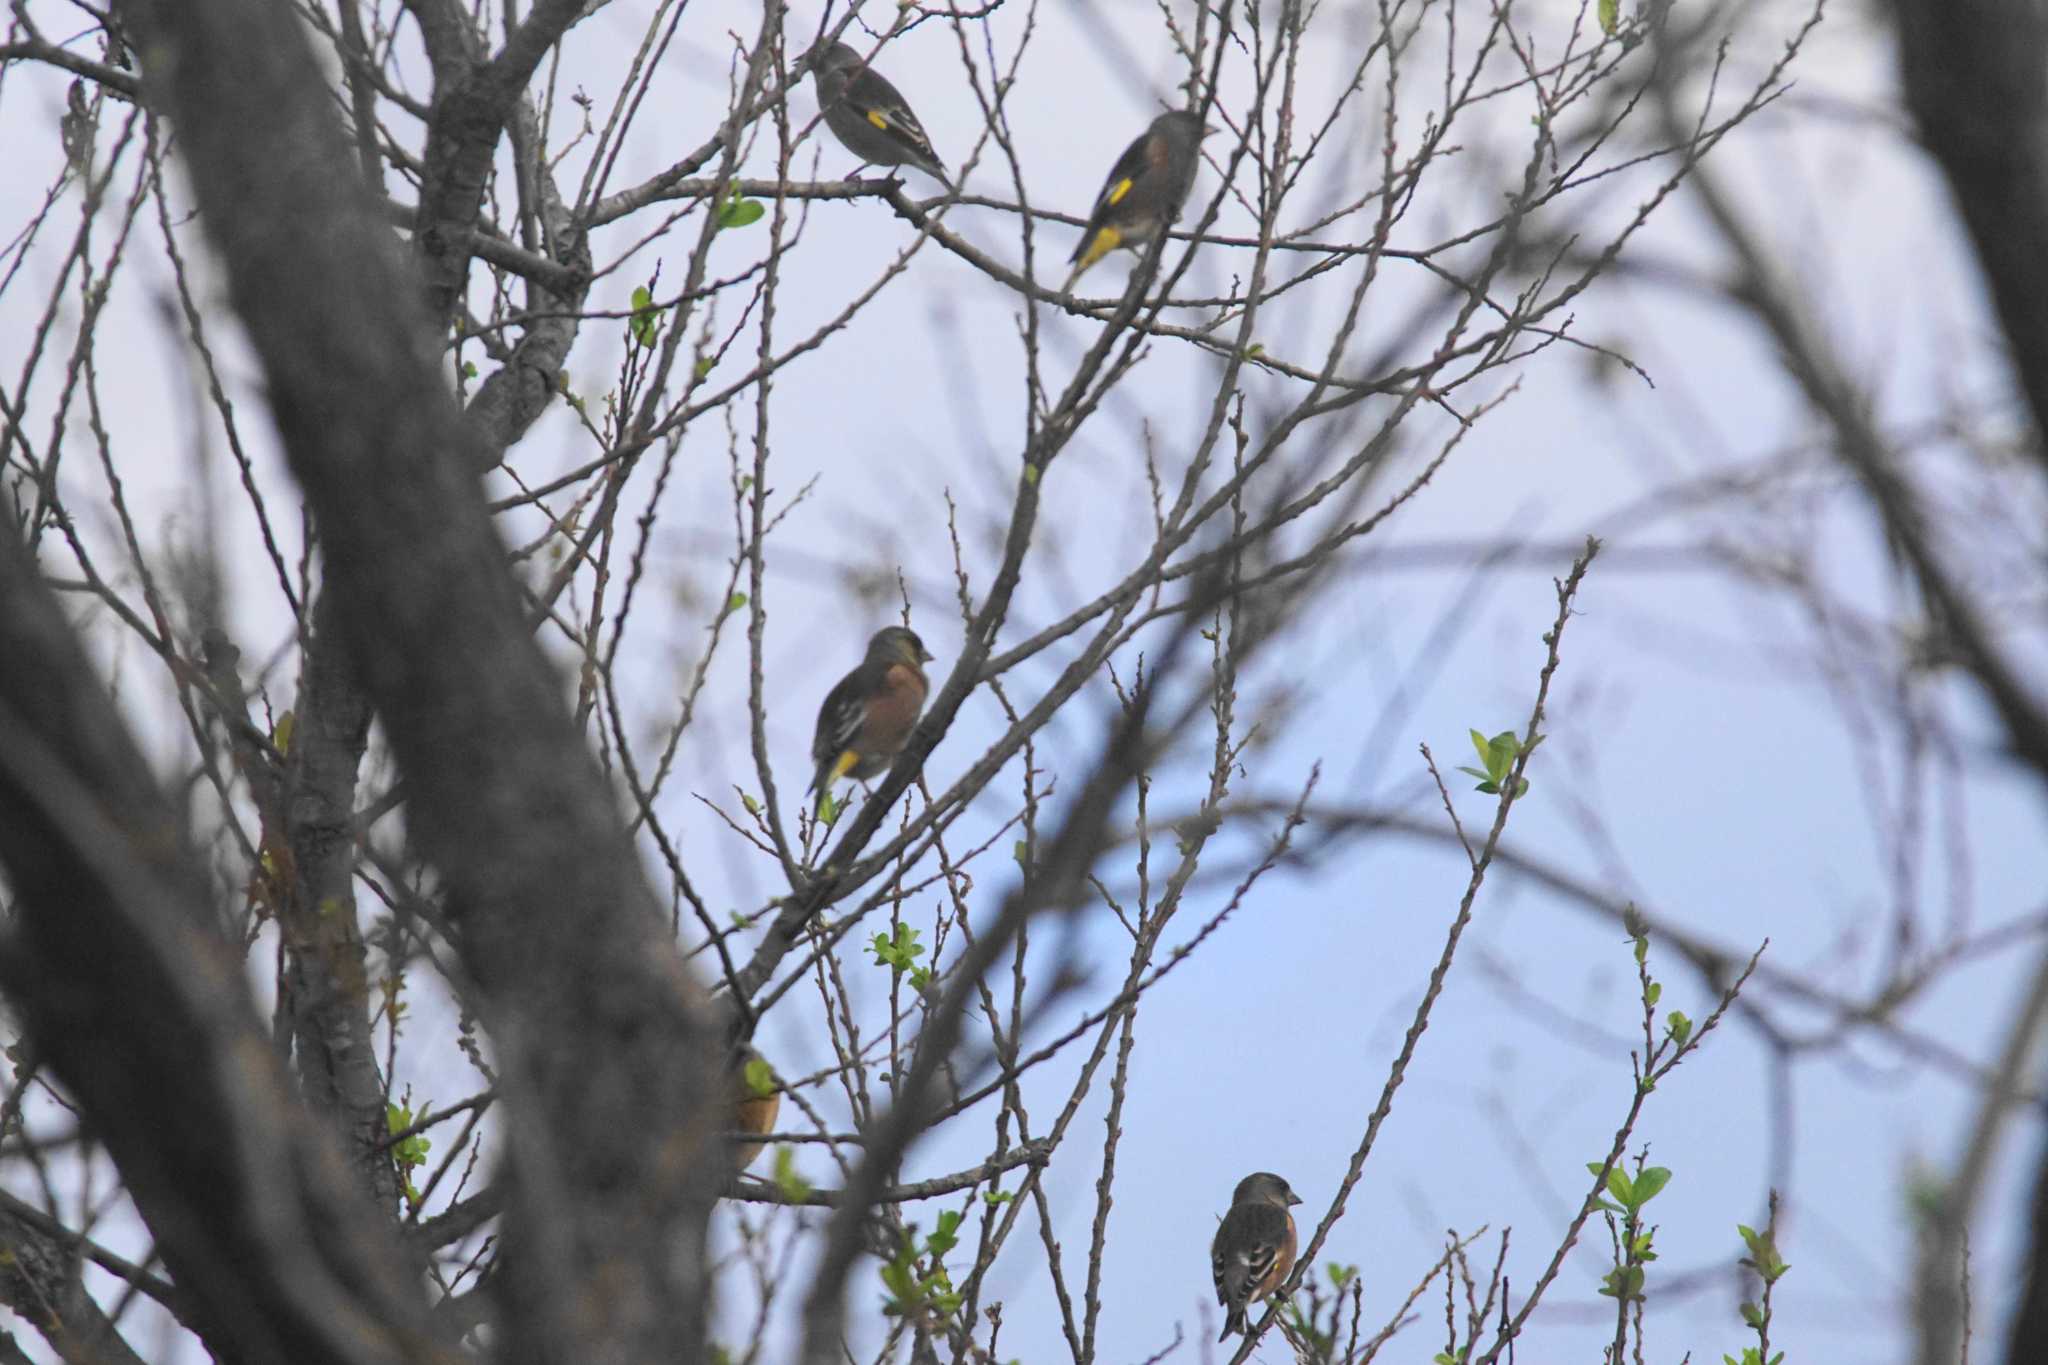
top-left (106, 0), bottom-right (727, 1356)
top-left (1895, 0), bottom-right (2048, 479)
top-left (0, 512), bottom-right (450, 1365)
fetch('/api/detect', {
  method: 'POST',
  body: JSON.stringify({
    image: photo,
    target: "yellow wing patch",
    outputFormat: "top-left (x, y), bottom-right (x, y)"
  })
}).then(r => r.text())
top-left (1105, 176), bottom-right (1134, 207)
top-left (866, 109), bottom-right (892, 132)
top-left (829, 749), bottom-right (860, 784)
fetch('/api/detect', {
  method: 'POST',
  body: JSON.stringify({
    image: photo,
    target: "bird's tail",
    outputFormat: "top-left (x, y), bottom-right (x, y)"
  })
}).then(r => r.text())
top-left (1217, 1308), bottom-right (1245, 1342)
top-left (811, 749), bottom-right (857, 814)
top-left (1064, 226), bottom-right (1120, 293)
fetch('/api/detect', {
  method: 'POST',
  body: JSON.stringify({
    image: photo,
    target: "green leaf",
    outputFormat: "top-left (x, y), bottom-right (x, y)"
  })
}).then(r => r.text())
top-left (1459, 728), bottom-right (1534, 794)
top-left (694, 355), bottom-right (715, 380)
top-left (1588, 1161), bottom-right (1632, 1206)
top-left (1013, 839), bottom-right (1030, 870)
top-left (385, 1100), bottom-right (432, 1187)
top-left (1667, 1010), bottom-right (1693, 1046)
top-left (772, 1144), bottom-right (812, 1201)
top-left (1467, 728), bottom-right (1493, 765)
top-left (982, 1188), bottom-right (1015, 1206)
top-left (881, 1256), bottom-right (915, 1301)
top-left (724, 591), bottom-right (748, 616)
top-left (743, 1056), bottom-right (777, 1099)
top-left (628, 283), bottom-right (662, 348)
top-left (869, 923), bottom-right (926, 976)
top-left (1598, 0), bottom-right (1620, 35)
top-left (1645, 980), bottom-right (1662, 1007)
top-left (717, 193), bottom-right (767, 230)
top-left (1738, 1224), bottom-right (1788, 1280)
top-left (1597, 1264), bottom-right (1645, 1302)
top-left (1740, 1301), bottom-right (1763, 1330)
top-left (271, 710), bottom-right (296, 756)
top-left (741, 791), bottom-right (761, 815)
top-left (1630, 1166), bottom-right (1671, 1207)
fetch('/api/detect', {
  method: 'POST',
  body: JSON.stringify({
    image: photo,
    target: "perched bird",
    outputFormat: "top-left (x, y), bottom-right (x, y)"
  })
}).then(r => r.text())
top-left (728, 1043), bottom-right (782, 1173)
top-left (808, 626), bottom-right (936, 811)
top-left (1066, 109), bottom-right (1206, 290)
top-left (1212, 1170), bottom-right (1303, 1340)
top-left (807, 40), bottom-right (952, 189)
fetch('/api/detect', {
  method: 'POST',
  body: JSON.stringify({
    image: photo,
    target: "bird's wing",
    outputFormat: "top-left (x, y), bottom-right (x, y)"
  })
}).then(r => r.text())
top-left (1088, 128), bottom-right (1161, 222)
top-left (847, 68), bottom-right (944, 168)
top-left (810, 662), bottom-right (878, 779)
top-left (1068, 127), bottom-right (1163, 266)
top-left (1213, 1202), bottom-right (1291, 1305)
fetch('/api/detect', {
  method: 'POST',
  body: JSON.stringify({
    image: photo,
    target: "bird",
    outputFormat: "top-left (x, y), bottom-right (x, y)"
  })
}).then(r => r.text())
top-left (1211, 1170), bottom-right (1303, 1340)
top-left (1065, 109), bottom-right (1206, 291)
top-left (728, 1043), bottom-right (782, 1173)
top-left (807, 40), bottom-right (952, 189)
top-left (808, 625), bottom-right (936, 813)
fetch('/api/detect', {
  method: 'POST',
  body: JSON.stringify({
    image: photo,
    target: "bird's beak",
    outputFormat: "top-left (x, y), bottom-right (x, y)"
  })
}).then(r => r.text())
top-left (1288, 1193), bottom-right (1303, 1206)
top-left (920, 646), bottom-right (936, 663)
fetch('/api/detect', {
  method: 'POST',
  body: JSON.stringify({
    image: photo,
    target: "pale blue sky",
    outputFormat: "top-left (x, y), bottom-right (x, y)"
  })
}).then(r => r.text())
top-left (1, 1), bottom-right (2042, 1362)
